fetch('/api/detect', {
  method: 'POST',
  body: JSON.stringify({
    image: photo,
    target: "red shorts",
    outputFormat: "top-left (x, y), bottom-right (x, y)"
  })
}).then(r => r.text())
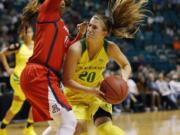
top-left (20, 63), bottom-right (72, 122)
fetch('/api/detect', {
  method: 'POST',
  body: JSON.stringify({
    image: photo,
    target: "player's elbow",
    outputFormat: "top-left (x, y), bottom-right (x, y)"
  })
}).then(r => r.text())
top-left (128, 64), bottom-right (132, 73)
top-left (126, 64), bottom-right (132, 76)
top-left (122, 63), bottom-right (132, 76)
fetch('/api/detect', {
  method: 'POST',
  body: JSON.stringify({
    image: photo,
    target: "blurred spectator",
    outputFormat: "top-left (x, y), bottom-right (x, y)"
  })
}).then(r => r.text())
top-left (169, 74), bottom-right (180, 107)
top-left (156, 73), bottom-right (178, 109)
top-left (123, 75), bottom-right (145, 112)
top-left (146, 72), bottom-right (161, 111)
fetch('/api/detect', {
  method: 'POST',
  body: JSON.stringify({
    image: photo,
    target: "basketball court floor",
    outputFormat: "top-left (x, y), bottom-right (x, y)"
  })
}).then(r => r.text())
top-left (6, 110), bottom-right (180, 135)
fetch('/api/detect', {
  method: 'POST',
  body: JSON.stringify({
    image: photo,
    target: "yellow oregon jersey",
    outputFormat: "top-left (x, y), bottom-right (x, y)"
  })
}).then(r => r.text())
top-left (65, 39), bottom-right (109, 98)
top-left (65, 39), bottom-right (112, 120)
top-left (74, 42), bottom-right (109, 86)
top-left (13, 44), bottom-right (33, 77)
top-left (10, 43), bottom-right (33, 100)
top-left (65, 39), bottom-right (112, 119)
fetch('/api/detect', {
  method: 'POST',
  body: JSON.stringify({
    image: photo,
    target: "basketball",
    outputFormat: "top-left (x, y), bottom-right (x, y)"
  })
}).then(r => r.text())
top-left (100, 75), bottom-right (128, 104)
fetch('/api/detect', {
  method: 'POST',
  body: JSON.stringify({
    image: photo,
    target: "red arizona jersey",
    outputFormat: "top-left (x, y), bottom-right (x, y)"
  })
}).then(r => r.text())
top-left (29, 0), bottom-right (79, 73)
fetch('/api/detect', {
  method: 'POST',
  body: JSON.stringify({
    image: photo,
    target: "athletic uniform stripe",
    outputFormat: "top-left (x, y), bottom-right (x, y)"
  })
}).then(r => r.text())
top-left (45, 22), bottom-right (58, 68)
top-left (37, 20), bottom-right (61, 76)
top-left (47, 70), bottom-right (71, 111)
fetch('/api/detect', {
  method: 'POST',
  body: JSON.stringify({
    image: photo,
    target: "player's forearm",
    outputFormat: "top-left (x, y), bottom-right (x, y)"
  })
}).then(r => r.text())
top-left (66, 33), bottom-right (83, 50)
top-left (0, 52), bottom-right (10, 72)
top-left (121, 64), bottom-right (132, 81)
top-left (63, 79), bottom-right (94, 94)
top-left (70, 33), bottom-right (83, 44)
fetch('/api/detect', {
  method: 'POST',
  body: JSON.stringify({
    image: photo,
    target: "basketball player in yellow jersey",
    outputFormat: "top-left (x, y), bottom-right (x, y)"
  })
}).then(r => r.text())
top-left (0, 26), bottom-right (37, 135)
top-left (63, 0), bottom-right (148, 135)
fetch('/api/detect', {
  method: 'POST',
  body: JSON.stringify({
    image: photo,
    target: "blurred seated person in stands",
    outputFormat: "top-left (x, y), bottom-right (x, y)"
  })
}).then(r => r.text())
top-left (176, 64), bottom-right (180, 81)
top-left (123, 74), bottom-right (145, 112)
top-left (156, 73), bottom-right (178, 110)
top-left (146, 72), bottom-right (161, 111)
top-left (169, 74), bottom-right (180, 107)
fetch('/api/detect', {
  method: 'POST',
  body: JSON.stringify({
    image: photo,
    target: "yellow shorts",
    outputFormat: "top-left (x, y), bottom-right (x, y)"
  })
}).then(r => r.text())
top-left (66, 89), bottom-right (112, 120)
top-left (10, 73), bottom-right (25, 101)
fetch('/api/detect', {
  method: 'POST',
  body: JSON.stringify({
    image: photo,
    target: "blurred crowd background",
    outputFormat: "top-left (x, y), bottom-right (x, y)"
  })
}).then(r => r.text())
top-left (0, 0), bottom-right (179, 119)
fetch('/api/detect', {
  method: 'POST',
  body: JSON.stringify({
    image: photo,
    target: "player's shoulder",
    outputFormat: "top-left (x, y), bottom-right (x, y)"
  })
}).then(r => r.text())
top-left (105, 40), bottom-right (121, 55)
top-left (104, 39), bottom-right (117, 51)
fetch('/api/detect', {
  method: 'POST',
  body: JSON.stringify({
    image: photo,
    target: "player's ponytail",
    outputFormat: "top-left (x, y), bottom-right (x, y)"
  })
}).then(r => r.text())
top-left (20, 0), bottom-right (43, 34)
top-left (94, 0), bottom-right (148, 38)
top-left (109, 0), bottom-right (148, 38)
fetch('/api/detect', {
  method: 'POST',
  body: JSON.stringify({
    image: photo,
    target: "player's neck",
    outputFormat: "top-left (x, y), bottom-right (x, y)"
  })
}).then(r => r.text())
top-left (87, 38), bottom-right (104, 49)
top-left (24, 40), bottom-right (34, 49)
top-left (86, 39), bottom-right (104, 59)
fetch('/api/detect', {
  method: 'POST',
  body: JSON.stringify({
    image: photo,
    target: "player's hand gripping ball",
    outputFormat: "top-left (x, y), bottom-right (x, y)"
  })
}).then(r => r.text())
top-left (100, 75), bottom-right (128, 104)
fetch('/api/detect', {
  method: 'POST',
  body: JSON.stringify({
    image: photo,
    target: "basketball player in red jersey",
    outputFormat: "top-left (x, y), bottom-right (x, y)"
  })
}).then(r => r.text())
top-left (20, 0), bottom-right (102, 135)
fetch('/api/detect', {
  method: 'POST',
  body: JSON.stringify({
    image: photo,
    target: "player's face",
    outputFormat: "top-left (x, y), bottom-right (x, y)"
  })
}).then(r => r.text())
top-left (86, 17), bottom-right (107, 40)
top-left (23, 27), bottom-right (33, 41)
